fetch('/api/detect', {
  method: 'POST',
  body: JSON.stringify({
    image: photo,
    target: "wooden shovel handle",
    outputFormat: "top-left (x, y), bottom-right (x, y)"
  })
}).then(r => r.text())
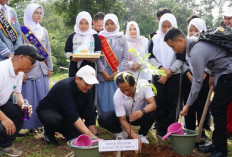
top-left (196, 86), bottom-right (214, 143)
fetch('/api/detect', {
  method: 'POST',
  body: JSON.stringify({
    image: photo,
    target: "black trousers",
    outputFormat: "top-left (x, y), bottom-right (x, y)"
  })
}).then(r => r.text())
top-left (182, 73), bottom-right (210, 130)
top-left (37, 109), bottom-right (81, 141)
top-left (0, 100), bottom-right (24, 148)
top-left (98, 110), bottom-right (155, 136)
top-left (210, 74), bottom-right (232, 154)
top-left (153, 74), bottom-right (180, 133)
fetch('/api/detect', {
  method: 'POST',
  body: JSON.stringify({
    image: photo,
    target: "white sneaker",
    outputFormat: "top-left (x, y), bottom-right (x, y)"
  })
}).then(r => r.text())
top-left (115, 130), bottom-right (128, 139)
top-left (139, 134), bottom-right (149, 144)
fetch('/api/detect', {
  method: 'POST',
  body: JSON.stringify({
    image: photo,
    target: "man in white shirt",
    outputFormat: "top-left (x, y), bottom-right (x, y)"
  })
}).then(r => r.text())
top-left (98, 72), bottom-right (156, 152)
top-left (0, 44), bottom-right (44, 157)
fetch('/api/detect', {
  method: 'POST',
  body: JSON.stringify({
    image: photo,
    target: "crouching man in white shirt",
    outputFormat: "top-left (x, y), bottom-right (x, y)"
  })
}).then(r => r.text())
top-left (98, 72), bottom-right (156, 151)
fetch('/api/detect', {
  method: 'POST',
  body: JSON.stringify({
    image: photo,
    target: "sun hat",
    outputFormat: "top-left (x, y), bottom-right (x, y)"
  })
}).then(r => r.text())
top-left (76, 65), bottom-right (99, 84)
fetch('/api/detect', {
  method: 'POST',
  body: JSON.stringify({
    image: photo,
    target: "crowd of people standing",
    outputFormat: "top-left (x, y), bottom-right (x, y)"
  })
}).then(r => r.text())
top-left (0, 0), bottom-right (232, 156)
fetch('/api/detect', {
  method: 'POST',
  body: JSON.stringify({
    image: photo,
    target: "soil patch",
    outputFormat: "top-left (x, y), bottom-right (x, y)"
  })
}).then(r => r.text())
top-left (101, 143), bottom-right (194, 157)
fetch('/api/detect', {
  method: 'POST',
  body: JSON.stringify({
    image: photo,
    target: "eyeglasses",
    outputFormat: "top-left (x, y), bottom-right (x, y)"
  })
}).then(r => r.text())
top-left (24, 56), bottom-right (36, 65)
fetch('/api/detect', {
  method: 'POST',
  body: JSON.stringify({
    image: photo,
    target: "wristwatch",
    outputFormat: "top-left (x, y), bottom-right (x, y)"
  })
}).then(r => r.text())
top-left (140, 108), bottom-right (146, 115)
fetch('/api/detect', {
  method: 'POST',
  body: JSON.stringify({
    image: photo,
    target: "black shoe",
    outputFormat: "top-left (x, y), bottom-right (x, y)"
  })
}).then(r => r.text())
top-left (198, 144), bottom-right (215, 153)
top-left (227, 133), bottom-right (232, 138)
top-left (211, 150), bottom-right (227, 157)
top-left (195, 140), bottom-right (206, 147)
top-left (16, 133), bottom-right (25, 137)
top-left (43, 130), bottom-right (59, 146)
top-left (201, 130), bottom-right (208, 138)
top-left (156, 130), bottom-right (166, 137)
top-left (29, 129), bottom-right (38, 134)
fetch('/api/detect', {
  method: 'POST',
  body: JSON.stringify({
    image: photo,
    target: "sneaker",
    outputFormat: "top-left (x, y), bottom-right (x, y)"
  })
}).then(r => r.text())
top-left (0, 147), bottom-right (22, 157)
top-left (114, 130), bottom-right (128, 139)
top-left (138, 134), bottom-right (149, 144)
top-left (43, 129), bottom-right (59, 146)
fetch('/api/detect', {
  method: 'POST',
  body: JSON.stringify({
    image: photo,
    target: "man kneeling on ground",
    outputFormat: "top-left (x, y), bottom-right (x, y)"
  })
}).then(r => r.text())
top-left (36, 65), bottom-right (99, 146)
top-left (98, 72), bottom-right (156, 151)
top-left (0, 44), bottom-right (44, 156)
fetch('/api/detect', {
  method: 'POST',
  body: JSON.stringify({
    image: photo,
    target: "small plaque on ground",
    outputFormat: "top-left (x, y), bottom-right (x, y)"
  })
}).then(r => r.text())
top-left (99, 139), bottom-right (138, 152)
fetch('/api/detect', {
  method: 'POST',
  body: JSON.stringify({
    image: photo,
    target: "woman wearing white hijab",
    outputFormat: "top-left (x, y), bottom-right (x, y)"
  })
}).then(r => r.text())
top-left (125, 21), bottom-right (150, 80)
top-left (149, 13), bottom-right (183, 136)
top-left (96, 14), bottom-right (128, 115)
top-left (182, 18), bottom-right (211, 136)
top-left (21, 3), bottom-right (53, 133)
top-left (65, 11), bottom-right (101, 77)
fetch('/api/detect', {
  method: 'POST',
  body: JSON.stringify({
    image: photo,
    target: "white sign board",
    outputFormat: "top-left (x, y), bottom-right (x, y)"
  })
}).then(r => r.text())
top-left (99, 139), bottom-right (138, 152)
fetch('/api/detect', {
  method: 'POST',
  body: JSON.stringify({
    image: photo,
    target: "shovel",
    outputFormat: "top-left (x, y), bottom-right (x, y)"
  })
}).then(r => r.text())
top-left (195, 86), bottom-right (214, 144)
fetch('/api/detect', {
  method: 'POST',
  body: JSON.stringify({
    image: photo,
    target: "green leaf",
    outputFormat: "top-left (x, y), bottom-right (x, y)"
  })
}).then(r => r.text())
top-left (114, 72), bottom-right (135, 85)
top-left (114, 72), bottom-right (123, 82)
top-left (143, 84), bottom-right (158, 95)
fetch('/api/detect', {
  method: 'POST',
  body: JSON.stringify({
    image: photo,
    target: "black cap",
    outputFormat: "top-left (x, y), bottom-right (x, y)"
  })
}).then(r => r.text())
top-left (14, 44), bottom-right (45, 61)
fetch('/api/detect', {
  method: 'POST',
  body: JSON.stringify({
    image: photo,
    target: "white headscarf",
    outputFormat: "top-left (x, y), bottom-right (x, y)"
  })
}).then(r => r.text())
top-left (74, 11), bottom-right (97, 68)
top-left (74, 11), bottom-right (97, 36)
top-left (125, 21), bottom-right (145, 41)
top-left (24, 4), bottom-right (44, 40)
top-left (187, 18), bottom-right (207, 72)
top-left (125, 21), bottom-right (140, 39)
top-left (74, 11), bottom-right (97, 50)
top-left (152, 13), bottom-right (178, 69)
top-left (188, 18), bottom-right (207, 36)
top-left (99, 14), bottom-right (123, 39)
top-left (125, 21), bottom-right (146, 51)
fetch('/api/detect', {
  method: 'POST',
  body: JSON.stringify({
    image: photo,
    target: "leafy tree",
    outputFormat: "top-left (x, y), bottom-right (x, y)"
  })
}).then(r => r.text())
top-left (123, 0), bottom-right (157, 37)
top-left (150, 0), bottom-right (194, 34)
top-left (53, 0), bottom-right (127, 30)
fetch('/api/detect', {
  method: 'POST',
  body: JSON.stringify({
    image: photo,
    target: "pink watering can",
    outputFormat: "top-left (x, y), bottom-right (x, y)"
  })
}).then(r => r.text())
top-left (73, 134), bottom-right (103, 147)
top-left (162, 122), bottom-right (184, 141)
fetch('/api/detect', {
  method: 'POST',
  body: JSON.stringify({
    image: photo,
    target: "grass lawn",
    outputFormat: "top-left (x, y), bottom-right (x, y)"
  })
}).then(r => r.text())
top-left (2, 73), bottom-right (231, 157)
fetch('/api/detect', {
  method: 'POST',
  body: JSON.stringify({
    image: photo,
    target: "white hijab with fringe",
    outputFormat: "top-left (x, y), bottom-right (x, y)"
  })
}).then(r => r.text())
top-left (152, 13), bottom-right (178, 69)
top-left (125, 21), bottom-right (145, 43)
top-left (24, 4), bottom-right (44, 40)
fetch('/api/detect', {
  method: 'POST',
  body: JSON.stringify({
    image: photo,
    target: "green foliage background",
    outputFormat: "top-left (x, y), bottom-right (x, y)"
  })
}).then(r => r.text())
top-left (8, 0), bottom-right (232, 73)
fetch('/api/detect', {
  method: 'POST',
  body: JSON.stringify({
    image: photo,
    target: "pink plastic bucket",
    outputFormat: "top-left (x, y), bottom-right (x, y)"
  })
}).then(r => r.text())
top-left (162, 122), bottom-right (184, 140)
top-left (73, 134), bottom-right (103, 147)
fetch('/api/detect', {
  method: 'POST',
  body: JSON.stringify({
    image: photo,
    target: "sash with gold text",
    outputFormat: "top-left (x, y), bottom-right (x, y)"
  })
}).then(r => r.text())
top-left (99, 35), bottom-right (119, 72)
top-left (21, 25), bottom-right (48, 59)
top-left (0, 10), bottom-right (18, 44)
